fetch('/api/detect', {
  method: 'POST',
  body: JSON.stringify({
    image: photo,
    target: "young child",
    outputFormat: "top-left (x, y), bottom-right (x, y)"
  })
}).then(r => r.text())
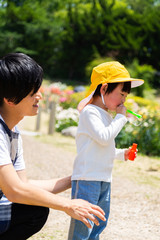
top-left (68, 61), bottom-right (144, 240)
top-left (0, 53), bottom-right (106, 240)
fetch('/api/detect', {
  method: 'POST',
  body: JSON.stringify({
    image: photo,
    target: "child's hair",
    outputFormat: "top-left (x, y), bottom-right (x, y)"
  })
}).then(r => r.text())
top-left (0, 53), bottom-right (43, 106)
top-left (93, 82), bottom-right (131, 97)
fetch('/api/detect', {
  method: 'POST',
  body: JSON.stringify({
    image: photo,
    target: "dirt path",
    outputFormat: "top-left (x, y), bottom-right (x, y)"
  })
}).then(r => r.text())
top-left (22, 134), bottom-right (160, 240)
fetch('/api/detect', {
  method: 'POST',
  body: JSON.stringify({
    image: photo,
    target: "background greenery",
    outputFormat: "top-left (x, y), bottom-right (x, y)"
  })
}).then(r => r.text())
top-left (0, 0), bottom-right (160, 89)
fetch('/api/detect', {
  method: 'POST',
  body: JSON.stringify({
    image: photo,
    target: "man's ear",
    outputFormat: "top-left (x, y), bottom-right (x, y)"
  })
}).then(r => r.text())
top-left (100, 83), bottom-right (108, 95)
top-left (4, 98), bottom-right (15, 106)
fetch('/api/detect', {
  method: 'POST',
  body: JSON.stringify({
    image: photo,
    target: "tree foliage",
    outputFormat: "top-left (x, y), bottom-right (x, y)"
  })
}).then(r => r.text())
top-left (0, 0), bottom-right (160, 83)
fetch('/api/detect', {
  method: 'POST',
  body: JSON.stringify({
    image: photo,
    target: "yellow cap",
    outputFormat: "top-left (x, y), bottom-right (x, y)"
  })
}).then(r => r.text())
top-left (78, 61), bottom-right (144, 111)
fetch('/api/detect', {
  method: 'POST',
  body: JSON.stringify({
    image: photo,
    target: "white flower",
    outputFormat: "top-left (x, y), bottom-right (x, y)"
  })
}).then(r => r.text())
top-left (56, 107), bottom-right (79, 122)
top-left (125, 125), bottom-right (134, 132)
top-left (49, 82), bottom-right (67, 90)
top-left (143, 122), bottom-right (149, 127)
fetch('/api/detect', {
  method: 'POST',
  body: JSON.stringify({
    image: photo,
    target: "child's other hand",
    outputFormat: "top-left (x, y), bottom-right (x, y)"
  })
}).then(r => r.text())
top-left (116, 104), bottom-right (126, 116)
top-left (124, 148), bottom-right (130, 161)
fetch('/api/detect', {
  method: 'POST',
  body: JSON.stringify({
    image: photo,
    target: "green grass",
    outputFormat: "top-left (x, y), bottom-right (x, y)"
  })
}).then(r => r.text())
top-left (113, 154), bottom-right (160, 188)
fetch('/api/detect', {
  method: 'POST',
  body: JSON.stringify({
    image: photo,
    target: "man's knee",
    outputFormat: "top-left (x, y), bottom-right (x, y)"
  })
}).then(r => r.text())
top-left (32, 206), bottom-right (49, 231)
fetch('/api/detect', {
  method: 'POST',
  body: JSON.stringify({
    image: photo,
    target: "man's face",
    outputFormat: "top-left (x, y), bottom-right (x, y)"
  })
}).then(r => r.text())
top-left (14, 89), bottom-right (42, 118)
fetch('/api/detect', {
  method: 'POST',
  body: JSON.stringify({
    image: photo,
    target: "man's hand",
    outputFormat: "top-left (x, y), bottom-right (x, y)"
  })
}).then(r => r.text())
top-left (65, 199), bottom-right (106, 228)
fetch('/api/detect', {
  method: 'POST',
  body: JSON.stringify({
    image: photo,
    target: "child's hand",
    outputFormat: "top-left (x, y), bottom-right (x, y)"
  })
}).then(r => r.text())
top-left (124, 148), bottom-right (130, 161)
top-left (116, 104), bottom-right (126, 116)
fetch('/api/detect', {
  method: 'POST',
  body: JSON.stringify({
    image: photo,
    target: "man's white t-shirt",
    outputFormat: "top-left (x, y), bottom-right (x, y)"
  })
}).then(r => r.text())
top-left (0, 115), bottom-right (25, 226)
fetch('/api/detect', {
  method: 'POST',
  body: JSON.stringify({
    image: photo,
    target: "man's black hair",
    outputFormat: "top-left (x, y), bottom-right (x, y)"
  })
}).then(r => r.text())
top-left (93, 82), bottom-right (131, 97)
top-left (0, 53), bottom-right (43, 106)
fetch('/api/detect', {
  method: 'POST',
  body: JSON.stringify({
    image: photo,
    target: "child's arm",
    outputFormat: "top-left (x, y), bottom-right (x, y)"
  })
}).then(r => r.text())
top-left (28, 176), bottom-right (71, 194)
top-left (81, 107), bottom-right (127, 145)
top-left (115, 147), bottom-right (138, 161)
top-left (115, 148), bottom-right (130, 161)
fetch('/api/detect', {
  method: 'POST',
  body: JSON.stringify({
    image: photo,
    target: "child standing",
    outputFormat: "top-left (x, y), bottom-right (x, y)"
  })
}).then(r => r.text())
top-left (68, 61), bottom-right (144, 240)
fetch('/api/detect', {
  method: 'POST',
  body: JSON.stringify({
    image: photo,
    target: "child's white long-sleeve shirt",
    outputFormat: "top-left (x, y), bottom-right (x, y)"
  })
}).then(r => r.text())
top-left (71, 104), bottom-right (128, 182)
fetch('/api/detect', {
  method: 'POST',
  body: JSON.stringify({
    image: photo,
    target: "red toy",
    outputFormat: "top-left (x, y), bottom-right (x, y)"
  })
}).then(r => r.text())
top-left (128, 143), bottom-right (137, 161)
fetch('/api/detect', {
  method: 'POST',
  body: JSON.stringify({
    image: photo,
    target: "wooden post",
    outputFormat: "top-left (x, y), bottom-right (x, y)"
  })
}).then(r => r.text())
top-left (48, 101), bottom-right (56, 135)
top-left (35, 105), bottom-right (42, 131)
top-left (45, 95), bottom-right (50, 112)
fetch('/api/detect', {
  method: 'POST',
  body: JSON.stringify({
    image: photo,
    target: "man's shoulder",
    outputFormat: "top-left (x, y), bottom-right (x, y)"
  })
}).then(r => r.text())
top-left (0, 123), bottom-right (6, 136)
top-left (0, 121), bottom-right (10, 147)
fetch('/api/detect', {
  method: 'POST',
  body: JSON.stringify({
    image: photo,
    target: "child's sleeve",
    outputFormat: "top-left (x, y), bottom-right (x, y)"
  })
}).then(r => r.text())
top-left (81, 109), bottom-right (127, 145)
top-left (115, 148), bottom-right (125, 161)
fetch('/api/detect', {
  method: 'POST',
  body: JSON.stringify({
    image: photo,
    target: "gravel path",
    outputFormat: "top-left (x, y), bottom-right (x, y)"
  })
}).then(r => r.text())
top-left (22, 134), bottom-right (160, 240)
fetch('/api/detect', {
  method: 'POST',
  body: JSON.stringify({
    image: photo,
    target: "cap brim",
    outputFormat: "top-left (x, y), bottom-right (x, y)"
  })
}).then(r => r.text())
top-left (130, 79), bottom-right (144, 88)
top-left (107, 78), bottom-right (144, 88)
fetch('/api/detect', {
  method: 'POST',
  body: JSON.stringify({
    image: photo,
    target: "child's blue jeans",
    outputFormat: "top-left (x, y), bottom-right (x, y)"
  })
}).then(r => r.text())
top-left (68, 180), bottom-right (111, 240)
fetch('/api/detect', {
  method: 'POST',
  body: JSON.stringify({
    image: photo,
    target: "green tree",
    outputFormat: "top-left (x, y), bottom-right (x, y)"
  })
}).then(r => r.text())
top-left (0, 0), bottom-right (67, 75)
top-left (0, 0), bottom-right (160, 84)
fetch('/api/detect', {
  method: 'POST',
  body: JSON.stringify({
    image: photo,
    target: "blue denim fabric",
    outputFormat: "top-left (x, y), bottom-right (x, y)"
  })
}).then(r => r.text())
top-left (68, 180), bottom-right (111, 240)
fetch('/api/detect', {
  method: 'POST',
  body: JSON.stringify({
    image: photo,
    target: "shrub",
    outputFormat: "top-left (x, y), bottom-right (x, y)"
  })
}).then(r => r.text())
top-left (55, 107), bottom-right (79, 132)
top-left (85, 55), bottom-right (113, 79)
top-left (116, 108), bottom-right (160, 156)
top-left (127, 59), bottom-right (156, 98)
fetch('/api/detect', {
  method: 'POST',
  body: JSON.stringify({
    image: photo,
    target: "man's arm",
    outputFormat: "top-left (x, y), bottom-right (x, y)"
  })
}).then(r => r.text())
top-left (0, 164), bottom-right (106, 228)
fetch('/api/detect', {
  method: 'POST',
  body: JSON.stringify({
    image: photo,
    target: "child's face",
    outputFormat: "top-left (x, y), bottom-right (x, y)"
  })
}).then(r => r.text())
top-left (103, 83), bottom-right (128, 111)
